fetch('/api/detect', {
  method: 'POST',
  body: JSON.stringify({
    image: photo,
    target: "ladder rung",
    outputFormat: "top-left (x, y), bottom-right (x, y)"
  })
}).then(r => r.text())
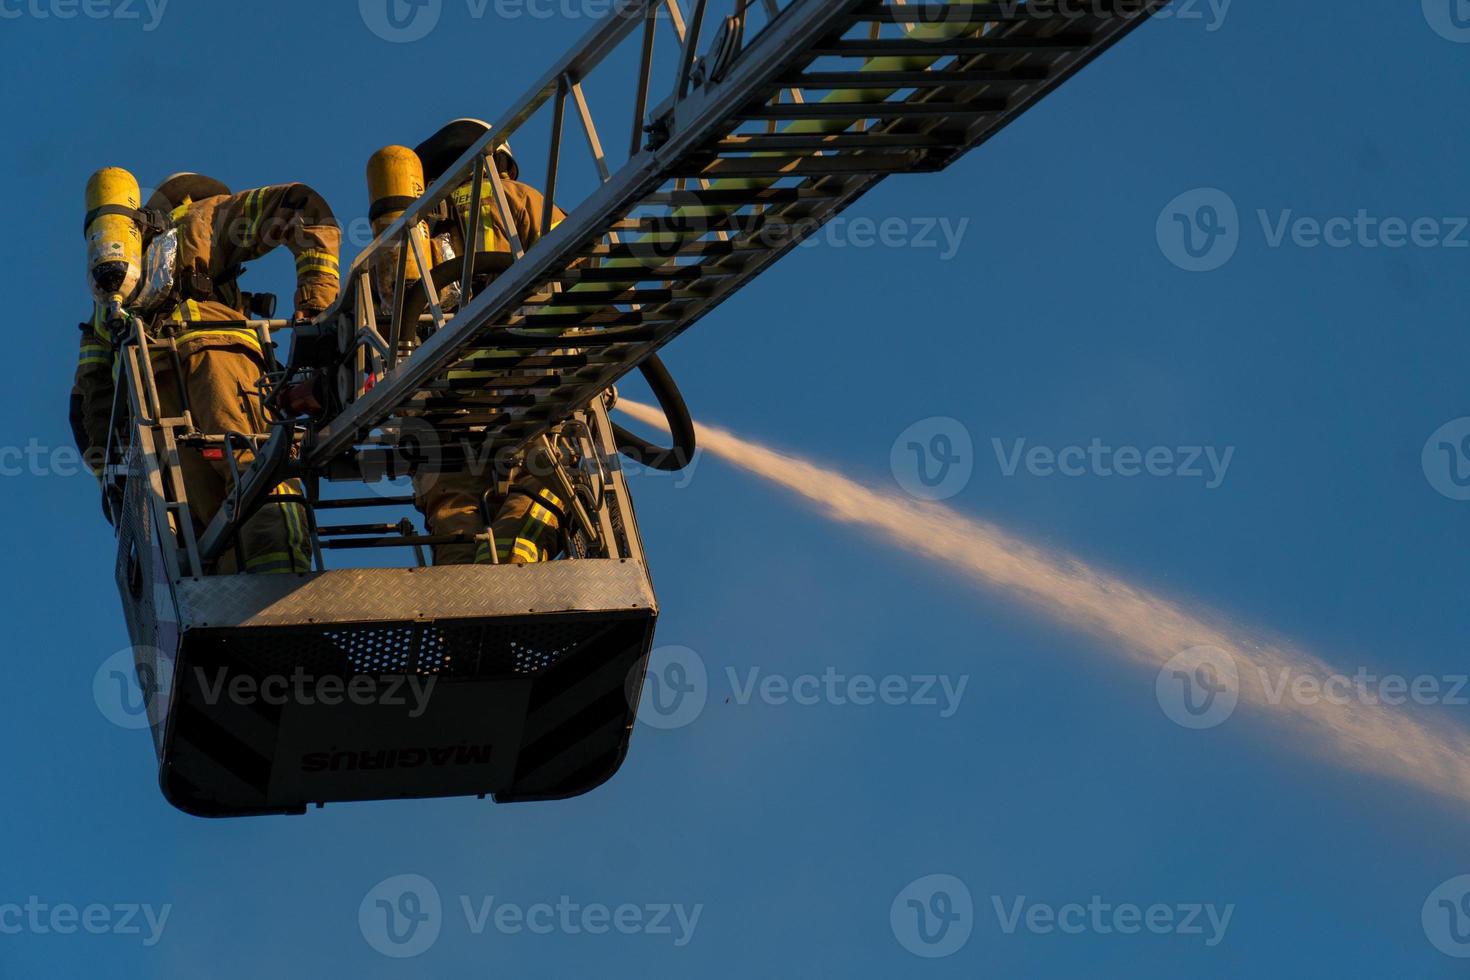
top-left (558, 265), bottom-right (704, 283)
top-left (497, 310), bottom-right (645, 328)
top-left (810, 34), bottom-right (1094, 57)
top-left (588, 240), bottom-right (738, 260)
top-left (313, 495), bottom-right (417, 509)
top-left (446, 353), bottom-right (591, 370)
top-left (403, 402), bottom-right (535, 418)
top-left (404, 408), bottom-right (524, 423)
top-left (679, 154), bottom-right (924, 179)
top-left (714, 132), bottom-right (956, 152)
top-left (317, 523), bottom-right (404, 536)
top-left (640, 187), bottom-right (830, 207)
top-left (851, 0), bottom-right (1134, 22)
top-left (780, 67), bottom-right (1050, 88)
top-left (851, 2), bottom-right (1054, 23)
top-left (558, 268), bottom-right (702, 287)
top-left (322, 534), bottom-right (468, 551)
top-left (613, 214), bottom-right (769, 235)
top-left (417, 389), bottom-right (558, 406)
top-left (421, 375), bottom-right (564, 392)
top-left (519, 325), bottom-right (662, 347)
top-left (739, 99), bottom-right (1007, 121)
top-left (522, 287), bottom-right (676, 306)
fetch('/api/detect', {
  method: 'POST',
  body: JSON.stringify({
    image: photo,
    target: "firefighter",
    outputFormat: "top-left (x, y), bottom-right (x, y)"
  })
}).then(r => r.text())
top-left (390, 119), bottom-right (568, 565)
top-left (74, 171), bottom-right (342, 573)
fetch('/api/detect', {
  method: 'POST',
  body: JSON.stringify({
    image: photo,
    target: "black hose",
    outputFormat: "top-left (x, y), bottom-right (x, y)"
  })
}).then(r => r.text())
top-left (613, 353), bottom-right (696, 472)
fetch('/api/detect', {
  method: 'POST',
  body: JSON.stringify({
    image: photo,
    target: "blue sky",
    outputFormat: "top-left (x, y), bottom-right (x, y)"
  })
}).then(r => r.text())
top-left (3, 0), bottom-right (1470, 976)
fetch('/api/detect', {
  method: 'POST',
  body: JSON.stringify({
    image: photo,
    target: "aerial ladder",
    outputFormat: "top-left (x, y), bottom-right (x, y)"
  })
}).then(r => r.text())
top-left (103, 0), bottom-right (1166, 816)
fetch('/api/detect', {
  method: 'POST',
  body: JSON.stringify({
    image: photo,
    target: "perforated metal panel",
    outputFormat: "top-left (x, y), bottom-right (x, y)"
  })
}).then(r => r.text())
top-left (113, 439), bottom-right (180, 757)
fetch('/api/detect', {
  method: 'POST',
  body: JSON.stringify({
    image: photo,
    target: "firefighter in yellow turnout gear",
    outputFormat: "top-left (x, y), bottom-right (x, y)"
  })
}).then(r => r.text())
top-left (73, 171), bottom-right (342, 574)
top-left (387, 120), bottom-right (569, 566)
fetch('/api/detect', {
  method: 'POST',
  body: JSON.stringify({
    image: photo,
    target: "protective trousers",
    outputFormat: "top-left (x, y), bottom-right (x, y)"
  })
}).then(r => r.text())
top-left (413, 463), bottom-right (564, 567)
top-left (154, 348), bottom-right (311, 574)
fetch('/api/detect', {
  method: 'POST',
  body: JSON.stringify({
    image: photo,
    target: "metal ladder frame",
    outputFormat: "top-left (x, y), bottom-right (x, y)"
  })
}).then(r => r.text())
top-left (196, 0), bottom-right (1166, 563)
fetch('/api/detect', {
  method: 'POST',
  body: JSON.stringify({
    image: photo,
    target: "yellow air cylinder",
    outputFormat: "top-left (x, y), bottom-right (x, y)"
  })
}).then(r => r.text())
top-left (84, 167), bottom-right (143, 306)
top-left (366, 146), bottom-right (431, 307)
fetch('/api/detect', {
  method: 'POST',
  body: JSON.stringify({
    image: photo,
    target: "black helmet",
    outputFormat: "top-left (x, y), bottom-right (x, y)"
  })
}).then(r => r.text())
top-left (415, 118), bottom-right (519, 183)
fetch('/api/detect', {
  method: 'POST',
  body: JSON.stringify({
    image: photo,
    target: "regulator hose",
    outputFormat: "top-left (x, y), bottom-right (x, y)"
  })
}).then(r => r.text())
top-left (613, 353), bottom-right (696, 472)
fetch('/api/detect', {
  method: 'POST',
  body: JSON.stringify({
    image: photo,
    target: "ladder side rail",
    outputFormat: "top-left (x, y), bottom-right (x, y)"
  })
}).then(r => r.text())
top-left (326, 1), bottom-right (659, 317)
top-left (590, 395), bottom-right (648, 565)
top-left (119, 328), bottom-right (204, 579)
